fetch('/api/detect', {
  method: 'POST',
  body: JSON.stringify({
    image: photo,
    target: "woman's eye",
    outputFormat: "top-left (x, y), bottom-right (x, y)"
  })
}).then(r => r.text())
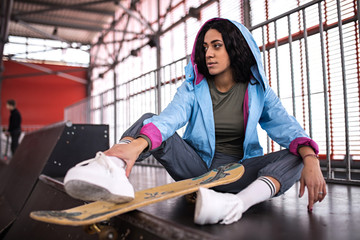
top-left (214, 43), bottom-right (222, 48)
top-left (204, 46), bottom-right (208, 51)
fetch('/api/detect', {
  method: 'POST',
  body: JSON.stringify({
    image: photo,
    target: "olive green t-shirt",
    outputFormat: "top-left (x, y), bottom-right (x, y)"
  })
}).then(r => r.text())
top-left (207, 80), bottom-right (247, 158)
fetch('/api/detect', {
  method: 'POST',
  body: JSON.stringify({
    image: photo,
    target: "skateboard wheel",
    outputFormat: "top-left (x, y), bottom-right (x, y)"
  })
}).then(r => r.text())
top-left (99, 226), bottom-right (118, 240)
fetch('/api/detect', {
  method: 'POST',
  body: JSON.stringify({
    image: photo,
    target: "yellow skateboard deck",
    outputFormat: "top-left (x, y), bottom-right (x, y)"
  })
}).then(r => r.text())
top-left (30, 163), bottom-right (244, 226)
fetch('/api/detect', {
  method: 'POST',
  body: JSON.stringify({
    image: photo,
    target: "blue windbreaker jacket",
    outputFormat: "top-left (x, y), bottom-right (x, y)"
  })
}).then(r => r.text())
top-left (139, 18), bottom-right (318, 168)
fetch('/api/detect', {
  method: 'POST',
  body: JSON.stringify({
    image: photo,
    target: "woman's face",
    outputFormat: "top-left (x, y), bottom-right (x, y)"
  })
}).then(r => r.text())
top-left (203, 29), bottom-right (231, 78)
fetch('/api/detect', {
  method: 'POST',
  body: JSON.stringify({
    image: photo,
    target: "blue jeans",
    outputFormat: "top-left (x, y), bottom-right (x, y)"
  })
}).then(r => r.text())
top-left (122, 113), bottom-right (303, 195)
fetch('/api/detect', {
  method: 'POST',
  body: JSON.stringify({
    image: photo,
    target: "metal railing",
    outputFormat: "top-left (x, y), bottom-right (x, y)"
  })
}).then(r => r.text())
top-left (65, 0), bottom-right (360, 184)
top-left (249, 0), bottom-right (360, 184)
top-left (65, 55), bottom-right (188, 142)
top-left (65, 56), bottom-right (189, 167)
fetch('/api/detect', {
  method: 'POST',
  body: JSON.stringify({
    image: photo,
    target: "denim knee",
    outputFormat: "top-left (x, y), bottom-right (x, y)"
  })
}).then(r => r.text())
top-left (258, 152), bottom-right (303, 196)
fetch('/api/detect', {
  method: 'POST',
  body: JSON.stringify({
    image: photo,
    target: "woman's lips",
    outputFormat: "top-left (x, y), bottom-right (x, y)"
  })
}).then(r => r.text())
top-left (207, 62), bottom-right (216, 68)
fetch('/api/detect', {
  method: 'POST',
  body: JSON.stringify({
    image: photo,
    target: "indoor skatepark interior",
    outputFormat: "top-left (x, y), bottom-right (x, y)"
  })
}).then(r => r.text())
top-left (1, 0), bottom-right (360, 239)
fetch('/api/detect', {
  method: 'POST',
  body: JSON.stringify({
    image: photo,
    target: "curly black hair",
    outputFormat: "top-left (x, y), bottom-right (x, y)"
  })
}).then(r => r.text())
top-left (194, 19), bottom-right (256, 83)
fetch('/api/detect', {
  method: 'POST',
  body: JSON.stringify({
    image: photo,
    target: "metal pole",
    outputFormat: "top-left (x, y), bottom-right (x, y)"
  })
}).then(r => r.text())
top-left (274, 21), bottom-right (280, 97)
top-left (113, 15), bottom-right (118, 143)
top-left (86, 97), bottom-right (91, 124)
top-left (174, 59), bottom-right (177, 87)
top-left (261, 26), bottom-right (267, 75)
top-left (86, 50), bottom-right (92, 124)
top-left (336, 0), bottom-right (351, 180)
top-left (126, 80), bottom-right (130, 130)
top-left (100, 93), bottom-right (104, 124)
top-left (302, 8), bottom-right (313, 138)
top-left (156, 0), bottom-right (162, 114)
top-left (358, 0), bottom-right (360, 41)
top-left (318, 2), bottom-right (331, 180)
top-left (243, 0), bottom-right (251, 28)
top-left (153, 71), bottom-right (157, 113)
top-left (274, 20), bottom-right (283, 150)
top-left (113, 74), bottom-right (118, 143)
top-left (184, 1), bottom-right (188, 59)
top-left (287, 15), bottom-right (296, 117)
top-left (261, 25), bottom-right (270, 154)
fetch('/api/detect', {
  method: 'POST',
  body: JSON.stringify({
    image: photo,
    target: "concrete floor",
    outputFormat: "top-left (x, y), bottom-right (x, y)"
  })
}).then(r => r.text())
top-left (130, 165), bottom-right (360, 240)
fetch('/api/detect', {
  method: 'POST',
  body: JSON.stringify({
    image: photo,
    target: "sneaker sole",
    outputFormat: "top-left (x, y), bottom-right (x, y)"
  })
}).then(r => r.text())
top-left (64, 180), bottom-right (134, 203)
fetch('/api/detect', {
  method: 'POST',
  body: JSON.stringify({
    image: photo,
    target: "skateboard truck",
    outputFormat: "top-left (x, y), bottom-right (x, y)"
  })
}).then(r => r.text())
top-left (84, 222), bottom-right (119, 240)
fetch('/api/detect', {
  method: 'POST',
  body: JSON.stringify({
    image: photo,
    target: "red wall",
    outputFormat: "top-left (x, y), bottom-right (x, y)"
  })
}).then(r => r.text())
top-left (1, 60), bottom-right (87, 131)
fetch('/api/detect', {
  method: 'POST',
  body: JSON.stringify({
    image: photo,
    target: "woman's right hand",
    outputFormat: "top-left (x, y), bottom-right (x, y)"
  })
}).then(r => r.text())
top-left (104, 137), bottom-right (149, 177)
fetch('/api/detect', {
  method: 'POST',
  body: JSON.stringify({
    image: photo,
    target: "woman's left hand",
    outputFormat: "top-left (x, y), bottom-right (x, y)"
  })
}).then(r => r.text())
top-left (299, 153), bottom-right (327, 212)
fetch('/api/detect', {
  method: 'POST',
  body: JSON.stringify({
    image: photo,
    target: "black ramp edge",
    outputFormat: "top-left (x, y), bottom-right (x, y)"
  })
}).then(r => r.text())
top-left (3, 178), bottom-right (97, 240)
top-left (0, 122), bottom-right (66, 233)
top-left (0, 196), bottom-right (16, 233)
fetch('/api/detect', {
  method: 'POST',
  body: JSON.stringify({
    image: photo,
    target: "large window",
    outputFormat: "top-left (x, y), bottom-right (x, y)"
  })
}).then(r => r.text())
top-left (4, 36), bottom-right (90, 66)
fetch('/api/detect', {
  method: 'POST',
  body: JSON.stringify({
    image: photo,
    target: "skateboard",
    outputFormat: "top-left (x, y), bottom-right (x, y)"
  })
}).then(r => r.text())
top-left (30, 163), bottom-right (244, 237)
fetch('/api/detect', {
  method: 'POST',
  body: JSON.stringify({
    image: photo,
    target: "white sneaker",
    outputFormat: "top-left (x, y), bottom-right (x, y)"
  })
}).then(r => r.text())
top-left (194, 187), bottom-right (244, 225)
top-left (64, 152), bottom-right (135, 203)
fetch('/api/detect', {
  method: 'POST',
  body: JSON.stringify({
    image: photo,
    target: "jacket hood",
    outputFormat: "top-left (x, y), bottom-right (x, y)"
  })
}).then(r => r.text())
top-left (190, 18), bottom-right (267, 90)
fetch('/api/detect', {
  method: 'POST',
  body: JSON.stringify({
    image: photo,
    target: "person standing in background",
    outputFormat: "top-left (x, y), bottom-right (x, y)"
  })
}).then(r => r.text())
top-left (5, 99), bottom-right (22, 155)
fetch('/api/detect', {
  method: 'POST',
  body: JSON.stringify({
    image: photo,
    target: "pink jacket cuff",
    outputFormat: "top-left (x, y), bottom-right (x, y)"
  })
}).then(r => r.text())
top-left (139, 123), bottom-right (162, 150)
top-left (289, 137), bottom-right (319, 156)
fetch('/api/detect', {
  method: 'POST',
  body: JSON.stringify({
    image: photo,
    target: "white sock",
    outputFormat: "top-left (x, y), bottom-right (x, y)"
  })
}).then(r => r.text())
top-left (236, 176), bottom-right (277, 212)
top-left (106, 139), bottom-right (131, 168)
